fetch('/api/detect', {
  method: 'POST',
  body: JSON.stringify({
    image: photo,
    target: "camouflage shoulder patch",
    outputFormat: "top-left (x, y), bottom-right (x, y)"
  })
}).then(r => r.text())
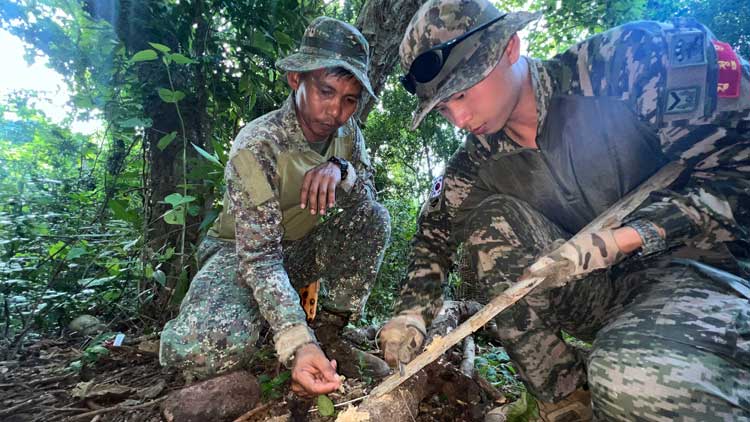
top-left (230, 149), bottom-right (275, 207)
top-left (662, 26), bottom-right (709, 122)
top-left (665, 87), bottom-right (700, 114)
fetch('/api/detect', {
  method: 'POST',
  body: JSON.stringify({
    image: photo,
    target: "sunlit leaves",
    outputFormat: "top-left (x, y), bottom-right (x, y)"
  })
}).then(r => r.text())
top-left (192, 143), bottom-right (223, 168)
top-left (157, 88), bottom-right (185, 103)
top-left (131, 49), bottom-right (158, 62)
top-left (157, 131), bottom-right (177, 150)
top-left (169, 53), bottom-right (194, 65)
top-left (148, 42), bottom-right (171, 53)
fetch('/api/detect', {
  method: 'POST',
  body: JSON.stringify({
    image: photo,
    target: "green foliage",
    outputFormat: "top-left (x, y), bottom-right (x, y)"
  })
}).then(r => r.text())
top-left (499, 391), bottom-right (540, 422)
top-left (475, 347), bottom-right (525, 397)
top-left (68, 333), bottom-right (114, 372)
top-left (316, 394), bottom-right (336, 416)
top-left (0, 97), bottom-right (145, 343)
top-left (258, 370), bottom-right (291, 400)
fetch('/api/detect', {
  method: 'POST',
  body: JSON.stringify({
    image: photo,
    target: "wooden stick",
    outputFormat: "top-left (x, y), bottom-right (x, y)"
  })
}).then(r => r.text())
top-left (233, 402), bottom-right (273, 422)
top-left (68, 396), bottom-right (167, 420)
top-left (369, 162), bottom-right (685, 398)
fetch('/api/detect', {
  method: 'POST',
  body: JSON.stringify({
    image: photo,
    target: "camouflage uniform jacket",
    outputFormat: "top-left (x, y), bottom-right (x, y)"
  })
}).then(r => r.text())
top-left (221, 95), bottom-right (377, 360)
top-left (396, 20), bottom-right (750, 324)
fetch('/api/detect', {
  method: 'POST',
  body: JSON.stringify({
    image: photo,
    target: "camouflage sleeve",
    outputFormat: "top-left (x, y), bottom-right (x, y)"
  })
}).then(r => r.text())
top-left (337, 124), bottom-right (377, 208)
top-left (568, 21), bottom-right (750, 252)
top-left (225, 145), bottom-right (315, 364)
top-left (394, 145), bottom-right (482, 325)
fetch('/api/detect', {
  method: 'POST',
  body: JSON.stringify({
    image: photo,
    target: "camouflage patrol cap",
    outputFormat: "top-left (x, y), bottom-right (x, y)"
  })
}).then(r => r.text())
top-left (276, 16), bottom-right (376, 99)
top-left (400, 0), bottom-right (540, 128)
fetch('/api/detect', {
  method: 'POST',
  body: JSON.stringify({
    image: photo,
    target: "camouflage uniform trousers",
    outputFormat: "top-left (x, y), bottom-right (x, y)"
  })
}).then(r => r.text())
top-left (159, 199), bottom-right (390, 379)
top-left (459, 194), bottom-right (750, 421)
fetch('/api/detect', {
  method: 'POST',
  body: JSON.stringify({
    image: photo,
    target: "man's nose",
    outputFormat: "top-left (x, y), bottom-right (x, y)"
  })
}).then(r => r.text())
top-left (327, 98), bottom-right (342, 120)
top-left (451, 106), bottom-right (471, 130)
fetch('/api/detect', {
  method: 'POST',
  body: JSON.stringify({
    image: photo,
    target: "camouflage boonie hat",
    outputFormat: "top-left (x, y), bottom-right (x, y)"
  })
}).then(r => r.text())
top-left (400, 0), bottom-right (540, 128)
top-left (276, 16), bottom-right (377, 99)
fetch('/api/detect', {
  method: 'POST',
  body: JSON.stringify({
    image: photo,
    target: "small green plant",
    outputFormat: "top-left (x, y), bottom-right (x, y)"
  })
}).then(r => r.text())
top-left (68, 332), bottom-right (114, 372)
top-left (316, 394), bottom-right (335, 417)
top-left (475, 347), bottom-right (525, 397)
top-left (258, 370), bottom-right (291, 400)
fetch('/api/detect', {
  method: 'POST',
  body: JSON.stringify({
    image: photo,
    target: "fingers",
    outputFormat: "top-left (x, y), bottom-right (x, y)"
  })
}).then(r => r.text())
top-left (291, 344), bottom-right (341, 397)
top-left (300, 163), bottom-right (341, 215)
top-left (317, 180), bottom-right (328, 215)
top-left (308, 174), bottom-right (322, 214)
top-left (291, 369), bottom-right (340, 396)
top-left (383, 341), bottom-right (400, 367)
top-left (300, 171), bottom-right (312, 210)
top-left (327, 180), bottom-right (336, 209)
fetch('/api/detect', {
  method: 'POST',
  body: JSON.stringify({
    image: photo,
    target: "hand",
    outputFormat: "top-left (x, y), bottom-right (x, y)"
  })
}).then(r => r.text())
top-left (522, 229), bottom-right (627, 284)
top-left (290, 343), bottom-right (341, 398)
top-left (300, 163), bottom-right (341, 215)
top-left (378, 313), bottom-right (426, 368)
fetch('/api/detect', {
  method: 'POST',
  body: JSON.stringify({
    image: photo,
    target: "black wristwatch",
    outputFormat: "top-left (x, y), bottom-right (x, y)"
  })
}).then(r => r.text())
top-left (327, 156), bottom-right (349, 180)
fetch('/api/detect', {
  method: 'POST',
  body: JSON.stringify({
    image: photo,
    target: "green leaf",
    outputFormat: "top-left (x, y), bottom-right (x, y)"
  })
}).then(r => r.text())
top-left (119, 117), bottom-right (152, 128)
top-left (132, 49), bottom-right (158, 62)
top-left (317, 395), bottom-right (335, 417)
top-left (79, 276), bottom-right (116, 287)
top-left (109, 200), bottom-right (138, 224)
top-left (48, 241), bottom-right (67, 258)
top-left (169, 53), bottom-right (194, 65)
top-left (191, 143), bottom-right (223, 167)
top-left (163, 207), bottom-right (185, 225)
top-left (66, 247), bottom-right (87, 260)
top-left (148, 42), bottom-right (171, 53)
top-left (248, 90), bottom-right (257, 112)
top-left (251, 31), bottom-right (275, 56)
top-left (273, 30), bottom-right (294, 48)
top-left (199, 209), bottom-right (220, 232)
top-left (187, 204), bottom-right (200, 216)
top-left (157, 88), bottom-right (186, 103)
top-left (162, 247), bottom-right (175, 261)
top-left (170, 270), bottom-right (190, 306)
top-left (164, 193), bottom-right (196, 207)
top-left (145, 264), bottom-right (154, 279)
top-left (153, 270), bottom-right (166, 286)
top-left (157, 131), bottom-right (177, 150)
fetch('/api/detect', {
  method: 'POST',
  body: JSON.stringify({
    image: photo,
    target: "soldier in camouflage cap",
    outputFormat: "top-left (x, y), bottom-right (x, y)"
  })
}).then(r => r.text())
top-left (381, 0), bottom-right (750, 420)
top-left (277, 16), bottom-right (377, 99)
top-left (160, 16), bottom-right (392, 403)
top-left (398, 1), bottom-right (539, 129)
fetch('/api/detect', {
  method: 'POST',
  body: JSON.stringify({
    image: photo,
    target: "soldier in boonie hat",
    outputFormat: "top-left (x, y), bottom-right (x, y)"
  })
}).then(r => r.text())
top-left (159, 15), bottom-right (393, 405)
top-left (277, 16), bottom-right (377, 99)
top-left (398, 0), bottom-right (539, 128)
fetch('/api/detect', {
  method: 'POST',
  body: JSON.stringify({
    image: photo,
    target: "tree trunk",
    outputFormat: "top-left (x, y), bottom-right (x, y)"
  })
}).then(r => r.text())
top-left (356, 0), bottom-right (425, 120)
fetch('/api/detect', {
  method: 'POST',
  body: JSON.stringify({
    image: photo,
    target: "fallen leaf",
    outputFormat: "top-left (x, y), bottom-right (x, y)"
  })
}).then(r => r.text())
top-left (72, 381), bottom-right (134, 400)
top-left (138, 378), bottom-right (166, 399)
top-left (317, 395), bottom-right (335, 417)
top-left (137, 340), bottom-right (160, 354)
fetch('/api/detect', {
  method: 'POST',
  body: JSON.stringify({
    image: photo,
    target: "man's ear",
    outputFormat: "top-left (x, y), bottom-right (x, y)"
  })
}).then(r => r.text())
top-left (287, 71), bottom-right (302, 90)
top-left (503, 33), bottom-right (521, 65)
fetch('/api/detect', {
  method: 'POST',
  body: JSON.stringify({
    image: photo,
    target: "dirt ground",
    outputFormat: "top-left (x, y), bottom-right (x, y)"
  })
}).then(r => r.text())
top-left (1, 332), bottom-right (492, 422)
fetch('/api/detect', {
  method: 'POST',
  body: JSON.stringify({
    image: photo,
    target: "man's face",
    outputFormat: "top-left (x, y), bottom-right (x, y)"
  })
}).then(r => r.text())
top-left (288, 69), bottom-right (362, 142)
top-left (433, 47), bottom-right (521, 136)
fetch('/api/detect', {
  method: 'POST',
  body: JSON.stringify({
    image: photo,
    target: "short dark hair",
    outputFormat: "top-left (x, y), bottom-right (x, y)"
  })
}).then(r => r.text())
top-left (324, 66), bottom-right (355, 80)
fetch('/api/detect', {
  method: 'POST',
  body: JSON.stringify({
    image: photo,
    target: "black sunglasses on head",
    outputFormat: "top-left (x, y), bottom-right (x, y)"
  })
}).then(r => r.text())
top-left (400, 13), bottom-right (508, 95)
